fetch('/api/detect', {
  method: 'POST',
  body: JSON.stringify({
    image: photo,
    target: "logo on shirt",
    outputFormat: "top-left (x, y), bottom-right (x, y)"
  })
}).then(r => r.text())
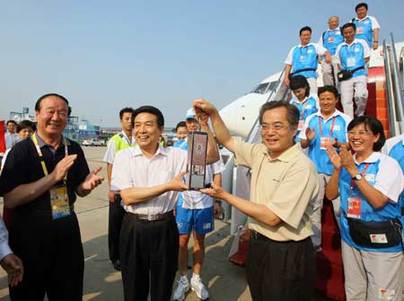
top-left (365, 174), bottom-right (376, 183)
top-left (307, 48), bottom-right (313, 54)
top-left (334, 125), bottom-right (341, 131)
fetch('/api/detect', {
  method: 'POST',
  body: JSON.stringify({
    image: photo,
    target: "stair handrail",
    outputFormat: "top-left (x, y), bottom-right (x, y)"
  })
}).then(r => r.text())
top-left (383, 40), bottom-right (398, 136)
top-left (389, 33), bottom-right (404, 134)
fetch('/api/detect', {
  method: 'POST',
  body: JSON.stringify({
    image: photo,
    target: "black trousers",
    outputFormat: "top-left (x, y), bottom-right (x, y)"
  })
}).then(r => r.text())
top-left (9, 212), bottom-right (84, 301)
top-left (246, 232), bottom-right (315, 301)
top-left (108, 195), bottom-right (125, 262)
top-left (120, 212), bottom-right (179, 301)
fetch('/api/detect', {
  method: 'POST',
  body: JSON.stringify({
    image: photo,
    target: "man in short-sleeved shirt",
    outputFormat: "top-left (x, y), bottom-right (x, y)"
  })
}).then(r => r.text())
top-left (103, 107), bottom-right (134, 271)
top-left (194, 99), bottom-right (319, 301)
top-left (0, 93), bottom-right (103, 301)
top-left (352, 2), bottom-right (380, 50)
top-left (284, 26), bottom-right (331, 96)
top-left (336, 22), bottom-right (370, 118)
top-left (319, 16), bottom-right (344, 86)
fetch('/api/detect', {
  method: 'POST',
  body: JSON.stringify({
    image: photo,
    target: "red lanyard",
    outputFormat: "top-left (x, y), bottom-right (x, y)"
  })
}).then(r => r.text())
top-left (319, 116), bottom-right (336, 137)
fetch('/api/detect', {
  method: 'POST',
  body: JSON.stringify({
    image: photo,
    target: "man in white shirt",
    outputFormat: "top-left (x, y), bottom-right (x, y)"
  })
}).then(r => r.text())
top-left (103, 107), bottom-right (134, 271)
top-left (111, 105), bottom-right (219, 301)
top-left (5, 120), bottom-right (19, 150)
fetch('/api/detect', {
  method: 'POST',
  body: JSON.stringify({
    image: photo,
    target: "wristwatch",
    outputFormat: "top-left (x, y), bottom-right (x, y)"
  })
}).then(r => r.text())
top-left (352, 174), bottom-right (363, 181)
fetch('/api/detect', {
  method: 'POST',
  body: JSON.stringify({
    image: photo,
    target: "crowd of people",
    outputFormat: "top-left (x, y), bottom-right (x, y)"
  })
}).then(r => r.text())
top-left (0, 2), bottom-right (402, 301)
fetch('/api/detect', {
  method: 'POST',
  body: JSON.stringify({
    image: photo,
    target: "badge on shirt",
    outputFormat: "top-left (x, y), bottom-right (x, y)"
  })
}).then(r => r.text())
top-left (320, 137), bottom-right (332, 150)
top-left (299, 55), bottom-right (305, 62)
top-left (347, 197), bottom-right (361, 219)
top-left (357, 27), bottom-right (364, 34)
top-left (50, 185), bottom-right (71, 220)
top-left (347, 57), bottom-right (356, 67)
top-left (328, 37), bottom-right (335, 43)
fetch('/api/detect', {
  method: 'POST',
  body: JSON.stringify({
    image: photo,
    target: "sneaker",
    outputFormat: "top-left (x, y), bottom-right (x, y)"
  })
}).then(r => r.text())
top-left (191, 275), bottom-right (209, 300)
top-left (172, 276), bottom-right (190, 301)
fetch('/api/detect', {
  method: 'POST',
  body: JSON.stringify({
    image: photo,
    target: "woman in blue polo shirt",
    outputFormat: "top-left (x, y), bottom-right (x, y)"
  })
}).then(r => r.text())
top-left (325, 116), bottom-right (403, 301)
top-left (289, 75), bottom-right (318, 141)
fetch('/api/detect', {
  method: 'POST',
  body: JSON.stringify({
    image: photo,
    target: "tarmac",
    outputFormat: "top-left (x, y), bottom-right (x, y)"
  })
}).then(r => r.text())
top-left (0, 146), bottom-right (328, 301)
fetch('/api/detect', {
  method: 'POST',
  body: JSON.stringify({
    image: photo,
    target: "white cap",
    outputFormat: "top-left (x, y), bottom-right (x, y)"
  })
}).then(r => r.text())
top-left (185, 108), bottom-right (196, 120)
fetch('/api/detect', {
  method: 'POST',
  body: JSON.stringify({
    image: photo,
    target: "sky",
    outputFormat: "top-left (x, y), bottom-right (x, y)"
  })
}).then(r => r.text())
top-left (1, 0), bottom-right (403, 127)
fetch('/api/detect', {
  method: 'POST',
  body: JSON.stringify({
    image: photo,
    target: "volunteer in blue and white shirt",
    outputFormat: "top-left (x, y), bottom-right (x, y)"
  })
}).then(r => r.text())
top-left (300, 86), bottom-right (351, 247)
top-left (289, 75), bottom-right (318, 141)
top-left (319, 16), bottom-right (344, 86)
top-left (284, 26), bottom-right (331, 96)
top-left (326, 116), bottom-right (404, 301)
top-left (336, 22), bottom-right (370, 118)
top-left (352, 2), bottom-right (380, 50)
top-left (173, 109), bottom-right (223, 301)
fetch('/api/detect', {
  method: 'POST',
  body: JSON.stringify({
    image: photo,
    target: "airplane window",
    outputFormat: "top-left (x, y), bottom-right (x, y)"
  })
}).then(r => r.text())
top-left (250, 83), bottom-right (269, 94)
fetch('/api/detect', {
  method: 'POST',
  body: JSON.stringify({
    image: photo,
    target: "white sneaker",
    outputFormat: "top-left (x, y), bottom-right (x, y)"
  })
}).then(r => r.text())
top-left (172, 276), bottom-right (190, 301)
top-left (191, 275), bottom-right (209, 300)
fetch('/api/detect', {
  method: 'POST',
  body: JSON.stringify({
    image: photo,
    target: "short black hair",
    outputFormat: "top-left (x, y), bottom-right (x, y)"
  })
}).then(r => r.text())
top-left (175, 121), bottom-right (187, 131)
top-left (119, 107), bottom-right (134, 120)
top-left (318, 85), bottom-right (339, 99)
top-left (6, 120), bottom-right (17, 126)
top-left (341, 22), bottom-right (356, 33)
top-left (290, 75), bottom-right (310, 97)
top-left (16, 120), bottom-right (36, 133)
top-left (132, 105), bottom-right (165, 128)
top-left (34, 93), bottom-right (69, 112)
top-left (355, 2), bottom-right (368, 12)
top-left (259, 101), bottom-right (300, 128)
top-left (299, 26), bottom-right (312, 35)
top-left (347, 116), bottom-right (386, 151)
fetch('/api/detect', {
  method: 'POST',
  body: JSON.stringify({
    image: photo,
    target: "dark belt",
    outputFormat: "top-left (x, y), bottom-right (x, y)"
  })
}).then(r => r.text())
top-left (250, 230), bottom-right (310, 243)
top-left (128, 210), bottom-right (174, 222)
top-left (250, 230), bottom-right (271, 241)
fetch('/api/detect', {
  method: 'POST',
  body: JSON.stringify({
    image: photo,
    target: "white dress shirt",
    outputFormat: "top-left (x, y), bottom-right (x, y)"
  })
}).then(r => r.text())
top-left (111, 144), bottom-right (187, 215)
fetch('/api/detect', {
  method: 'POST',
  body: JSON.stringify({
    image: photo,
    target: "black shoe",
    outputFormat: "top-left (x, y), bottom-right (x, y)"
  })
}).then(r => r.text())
top-left (112, 260), bottom-right (121, 271)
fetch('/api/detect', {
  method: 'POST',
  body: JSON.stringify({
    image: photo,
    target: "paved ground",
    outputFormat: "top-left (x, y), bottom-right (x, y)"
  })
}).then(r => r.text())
top-left (0, 146), bottom-right (329, 301)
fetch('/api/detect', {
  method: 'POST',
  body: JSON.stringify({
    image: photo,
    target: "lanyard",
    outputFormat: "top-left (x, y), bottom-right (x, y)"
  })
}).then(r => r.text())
top-left (31, 133), bottom-right (68, 179)
top-left (318, 116), bottom-right (336, 137)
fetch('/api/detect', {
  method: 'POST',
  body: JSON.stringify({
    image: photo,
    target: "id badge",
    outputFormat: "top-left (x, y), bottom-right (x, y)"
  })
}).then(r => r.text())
top-left (50, 185), bottom-right (71, 220)
top-left (347, 197), bottom-right (361, 219)
top-left (298, 119), bottom-right (304, 131)
top-left (356, 27), bottom-right (364, 34)
top-left (320, 137), bottom-right (331, 150)
top-left (328, 36), bottom-right (334, 43)
top-left (347, 57), bottom-right (356, 67)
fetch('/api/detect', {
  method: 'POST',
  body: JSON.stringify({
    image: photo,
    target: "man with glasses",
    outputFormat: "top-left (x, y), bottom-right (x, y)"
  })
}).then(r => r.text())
top-left (0, 93), bottom-right (104, 300)
top-left (194, 99), bottom-right (320, 301)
